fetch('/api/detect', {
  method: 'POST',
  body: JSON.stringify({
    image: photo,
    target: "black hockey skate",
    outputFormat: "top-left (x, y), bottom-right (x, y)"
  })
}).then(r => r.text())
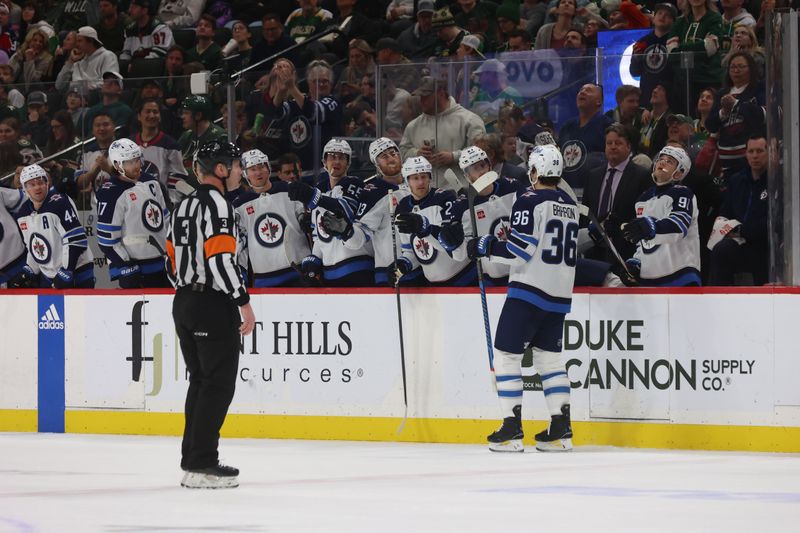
top-left (488, 405), bottom-right (524, 452)
top-left (534, 404), bottom-right (573, 452)
top-left (181, 463), bottom-right (240, 489)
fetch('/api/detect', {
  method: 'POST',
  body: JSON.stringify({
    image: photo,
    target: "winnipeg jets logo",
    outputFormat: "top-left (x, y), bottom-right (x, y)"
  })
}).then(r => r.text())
top-left (29, 232), bottom-right (51, 264)
top-left (491, 217), bottom-right (510, 241)
top-left (562, 140), bottom-right (586, 171)
top-left (315, 210), bottom-right (333, 242)
top-left (141, 199), bottom-right (164, 232)
top-left (413, 235), bottom-right (437, 264)
top-left (254, 212), bottom-right (286, 248)
top-left (289, 117), bottom-right (310, 146)
top-left (645, 44), bottom-right (668, 72)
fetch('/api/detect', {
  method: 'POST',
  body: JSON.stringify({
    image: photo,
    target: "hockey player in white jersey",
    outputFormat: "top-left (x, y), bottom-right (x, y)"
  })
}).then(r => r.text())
top-left (622, 145), bottom-right (701, 286)
top-left (15, 164), bottom-right (95, 288)
top-left (290, 138), bottom-right (373, 287)
top-left (322, 137), bottom-right (422, 286)
top-left (468, 144), bottom-right (576, 452)
top-left (0, 184), bottom-right (28, 287)
top-left (437, 146), bottom-right (519, 286)
top-left (235, 149), bottom-right (311, 287)
top-left (394, 156), bottom-right (477, 286)
top-left (95, 138), bottom-right (171, 288)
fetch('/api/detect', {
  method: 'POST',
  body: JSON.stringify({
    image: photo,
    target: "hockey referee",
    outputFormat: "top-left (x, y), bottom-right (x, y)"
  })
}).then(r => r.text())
top-left (165, 140), bottom-right (256, 489)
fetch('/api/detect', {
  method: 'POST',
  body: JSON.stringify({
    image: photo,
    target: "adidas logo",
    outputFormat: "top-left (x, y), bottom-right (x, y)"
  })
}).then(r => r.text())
top-left (38, 303), bottom-right (64, 330)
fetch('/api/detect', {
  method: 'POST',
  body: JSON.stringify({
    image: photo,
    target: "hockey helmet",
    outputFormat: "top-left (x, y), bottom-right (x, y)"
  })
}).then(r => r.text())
top-left (401, 156), bottom-right (432, 181)
top-left (20, 163), bottom-right (48, 187)
top-left (368, 137), bottom-right (398, 166)
top-left (322, 138), bottom-right (352, 161)
top-left (528, 144), bottom-right (563, 184)
top-left (458, 145), bottom-right (490, 172)
top-left (193, 140), bottom-right (242, 175)
top-left (654, 145), bottom-right (691, 182)
top-left (181, 94), bottom-right (213, 119)
top-left (241, 149), bottom-right (271, 171)
top-left (108, 138), bottom-right (143, 174)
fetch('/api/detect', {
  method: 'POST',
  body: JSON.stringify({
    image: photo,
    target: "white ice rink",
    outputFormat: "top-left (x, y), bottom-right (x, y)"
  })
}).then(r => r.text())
top-left (0, 433), bottom-right (799, 533)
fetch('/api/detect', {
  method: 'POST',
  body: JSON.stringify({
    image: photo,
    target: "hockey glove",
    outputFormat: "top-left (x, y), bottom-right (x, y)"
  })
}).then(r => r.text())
top-left (394, 212), bottom-right (430, 237)
top-left (288, 182), bottom-right (322, 209)
top-left (320, 211), bottom-right (353, 240)
top-left (622, 216), bottom-right (657, 243)
top-left (299, 255), bottom-right (323, 282)
top-left (9, 265), bottom-right (36, 288)
top-left (297, 210), bottom-right (313, 235)
top-left (52, 268), bottom-right (75, 289)
top-left (387, 257), bottom-right (413, 287)
top-left (467, 235), bottom-right (496, 260)
top-left (623, 258), bottom-right (641, 283)
top-left (438, 222), bottom-right (465, 252)
top-left (117, 263), bottom-right (143, 289)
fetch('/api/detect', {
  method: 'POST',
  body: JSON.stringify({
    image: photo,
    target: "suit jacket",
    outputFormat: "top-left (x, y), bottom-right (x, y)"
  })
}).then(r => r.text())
top-left (583, 158), bottom-right (653, 260)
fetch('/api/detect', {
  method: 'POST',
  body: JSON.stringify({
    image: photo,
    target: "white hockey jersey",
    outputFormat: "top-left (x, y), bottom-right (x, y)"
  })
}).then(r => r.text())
top-left (489, 188), bottom-right (578, 313)
top-left (310, 175), bottom-right (374, 281)
top-left (0, 186), bottom-right (27, 283)
top-left (135, 131), bottom-right (187, 205)
top-left (120, 18), bottom-right (174, 61)
top-left (447, 177), bottom-right (519, 283)
top-left (397, 188), bottom-right (475, 285)
top-left (236, 181), bottom-right (311, 287)
top-left (632, 183), bottom-right (701, 286)
top-left (95, 173), bottom-right (170, 280)
top-left (16, 191), bottom-right (94, 280)
top-left (344, 178), bottom-right (411, 285)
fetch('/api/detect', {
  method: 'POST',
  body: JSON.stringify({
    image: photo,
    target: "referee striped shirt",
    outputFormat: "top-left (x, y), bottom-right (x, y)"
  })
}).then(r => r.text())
top-left (166, 184), bottom-right (249, 306)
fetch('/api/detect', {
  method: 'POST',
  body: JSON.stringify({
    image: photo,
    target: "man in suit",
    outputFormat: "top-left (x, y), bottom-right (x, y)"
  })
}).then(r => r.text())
top-left (582, 123), bottom-right (652, 261)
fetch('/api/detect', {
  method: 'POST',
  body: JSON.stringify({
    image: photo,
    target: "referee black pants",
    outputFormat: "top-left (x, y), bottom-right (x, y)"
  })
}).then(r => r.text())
top-left (173, 287), bottom-right (241, 470)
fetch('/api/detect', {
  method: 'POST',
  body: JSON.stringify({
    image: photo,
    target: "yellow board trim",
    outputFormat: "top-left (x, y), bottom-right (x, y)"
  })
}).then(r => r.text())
top-left (57, 411), bottom-right (800, 453)
top-left (0, 409), bottom-right (38, 432)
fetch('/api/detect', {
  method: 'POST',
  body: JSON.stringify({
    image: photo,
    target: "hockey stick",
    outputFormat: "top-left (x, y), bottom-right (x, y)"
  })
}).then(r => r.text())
top-left (388, 189), bottom-right (409, 435)
top-left (581, 205), bottom-right (638, 285)
top-left (467, 171), bottom-right (499, 381)
top-left (174, 179), bottom-right (196, 197)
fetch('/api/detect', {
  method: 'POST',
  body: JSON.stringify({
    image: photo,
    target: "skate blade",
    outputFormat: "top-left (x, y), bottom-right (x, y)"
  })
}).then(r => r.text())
top-left (181, 472), bottom-right (239, 489)
top-left (534, 438), bottom-right (573, 452)
top-left (488, 439), bottom-right (524, 452)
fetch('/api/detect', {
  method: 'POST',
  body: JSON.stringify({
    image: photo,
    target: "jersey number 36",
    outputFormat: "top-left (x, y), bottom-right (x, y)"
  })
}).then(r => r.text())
top-left (541, 219), bottom-right (578, 267)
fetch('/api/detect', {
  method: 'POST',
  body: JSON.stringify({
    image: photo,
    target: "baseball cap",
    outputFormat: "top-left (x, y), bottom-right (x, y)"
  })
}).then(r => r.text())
top-left (417, 0), bottom-right (435, 14)
top-left (475, 58), bottom-right (506, 74)
top-left (412, 76), bottom-right (443, 96)
top-left (460, 34), bottom-right (485, 58)
top-left (667, 113), bottom-right (692, 126)
top-left (27, 91), bottom-right (47, 106)
top-left (654, 2), bottom-right (678, 18)
top-left (103, 70), bottom-right (124, 89)
top-left (76, 26), bottom-right (103, 46)
top-left (375, 37), bottom-right (402, 53)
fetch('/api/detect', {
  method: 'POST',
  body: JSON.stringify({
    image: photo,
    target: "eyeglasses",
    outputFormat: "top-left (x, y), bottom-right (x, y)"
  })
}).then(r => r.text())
top-left (729, 63), bottom-right (749, 71)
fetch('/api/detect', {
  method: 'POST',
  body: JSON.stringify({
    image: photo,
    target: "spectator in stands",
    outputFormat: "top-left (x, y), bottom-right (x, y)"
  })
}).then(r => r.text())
top-left (42, 110), bottom-right (81, 189)
top-left (221, 20), bottom-right (253, 70)
top-left (455, 33), bottom-right (485, 60)
top-left (325, 0), bottom-right (382, 59)
top-left (48, 0), bottom-right (98, 34)
top-left (159, 0), bottom-right (205, 29)
top-left (580, 11), bottom-right (605, 48)
top-left (285, 0), bottom-right (332, 44)
top-left (692, 86), bottom-right (716, 146)
top-left (335, 39), bottom-right (374, 105)
top-left (707, 135), bottom-right (768, 285)
top-left (471, 59), bottom-right (523, 127)
top-left (186, 14), bottom-right (221, 71)
top-left (250, 13), bottom-right (298, 72)
top-left (397, 0), bottom-right (436, 59)
top-left (277, 152), bottom-right (301, 183)
top-left (640, 83), bottom-right (671, 158)
top-left (385, 0), bottom-right (414, 36)
top-left (80, 72), bottom-right (132, 137)
top-left (1, 117), bottom-right (43, 165)
top-left (163, 45), bottom-right (189, 110)
top-left (706, 51), bottom-right (765, 179)
top-left (505, 29), bottom-right (533, 52)
top-left (55, 26), bottom-right (119, 92)
top-left (17, 1), bottom-right (42, 45)
top-left (523, 0), bottom-right (548, 39)
top-left (76, 112), bottom-right (116, 195)
top-left (582, 123), bottom-right (652, 261)
top-left (21, 90), bottom-right (48, 148)
top-left (8, 27), bottom-right (51, 90)
top-left (432, 7), bottom-right (467, 58)
top-left (667, 0), bottom-right (725, 113)
top-left (374, 37), bottom-right (416, 92)
top-left (50, 30), bottom-right (77, 83)
top-left (120, 0), bottom-right (175, 64)
top-left (665, 113), bottom-right (694, 153)
top-left (721, 24), bottom-right (765, 78)
top-left (631, 2), bottom-right (676, 113)
top-left (453, 0), bottom-right (498, 42)
top-left (0, 66), bottom-right (22, 108)
top-left (399, 76), bottom-right (485, 189)
top-left (721, 0), bottom-right (756, 28)
top-left (65, 87), bottom-right (88, 128)
top-left (94, 0), bottom-right (130, 56)
top-left (535, 0), bottom-right (578, 50)
top-left (495, 2), bottom-right (522, 52)
top-left (0, 3), bottom-right (19, 55)
top-left (754, 0), bottom-right (774, 43)
top-left (472, 132), bottom-right (528, 184)
top-left (134, 98), bottom-right (185, 202)
top-left (558, 83), bottom-right (613, 188)
top-left (605, 85), bottom-right (645, 132)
